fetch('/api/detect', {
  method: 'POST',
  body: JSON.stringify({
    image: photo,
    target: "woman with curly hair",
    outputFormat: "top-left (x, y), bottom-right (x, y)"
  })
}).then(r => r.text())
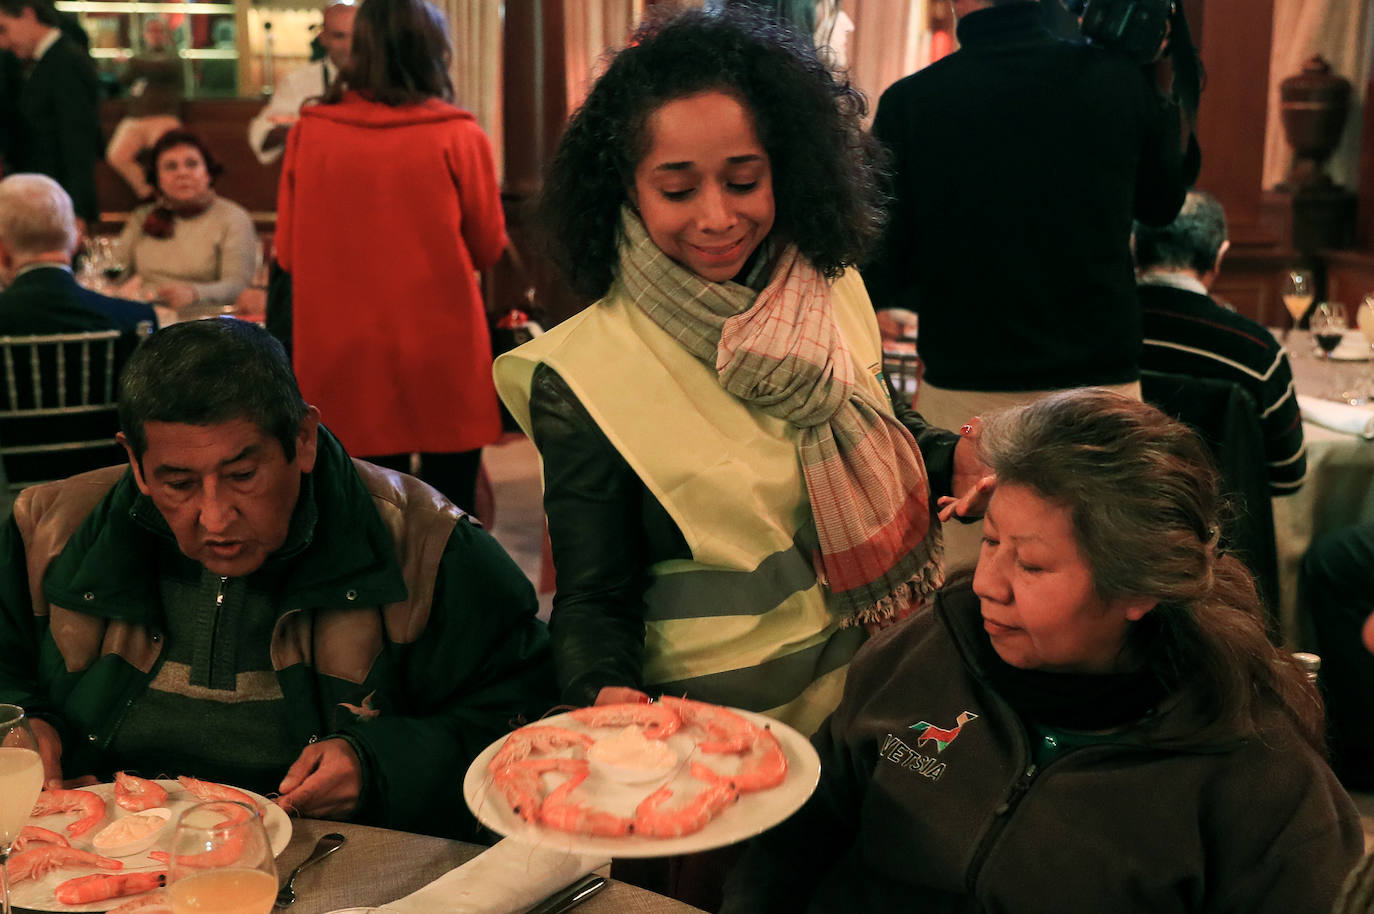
top-left (494, 6), bottom-right (991, 737)
top-left (722, 389), bottom-right (1360, 914)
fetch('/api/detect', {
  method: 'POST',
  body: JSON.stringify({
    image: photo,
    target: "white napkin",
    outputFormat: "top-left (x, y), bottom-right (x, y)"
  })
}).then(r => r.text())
top-left (1298, 394), bottom-right (1374, 439)
top-left (377, 838), bottom-right (609, 914)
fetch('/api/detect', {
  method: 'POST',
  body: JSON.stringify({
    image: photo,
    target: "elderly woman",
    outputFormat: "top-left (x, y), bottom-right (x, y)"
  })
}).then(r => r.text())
top-left (721, 389), bottom-right (1361, 914)
top-left (116, 129), bottom-right (256, 319)
top-left (494, 6), bottom-right (989, 740)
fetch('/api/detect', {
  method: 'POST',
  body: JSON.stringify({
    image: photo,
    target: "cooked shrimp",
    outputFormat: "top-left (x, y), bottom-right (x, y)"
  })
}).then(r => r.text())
top-left (175, 776), bottom-right (261, 814)
top-left (568, 702), bottom-right (682, 739)
top-left (689, 725), bottom-right (788, 792)
top-left (540, 768), bottom-right (636, 837)
top-left (54, 871), bottom-right (166, 905)
top-left (31, 787), bottom-right (107, 837)
top-left (115, 772), bottom-right (168, 812)
top-left (489, 726), bottom-right (592, 772)
top-left (657, 696), bottom-right (757, 754)
top-left (633, 778), bottom-right (738, 838)
top-left (7, 845), bottom-right (122, 883)
top-left (11, 824), bottom-right (69, 853)
top-left (491, 757), bottom-right (588, 824)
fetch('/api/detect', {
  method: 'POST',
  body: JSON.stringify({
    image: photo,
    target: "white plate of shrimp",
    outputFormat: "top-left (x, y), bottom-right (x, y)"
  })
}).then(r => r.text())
top-left (463, 698), bottom-right (820, 858)
top-left (10, 776), bottom-right (291, 913)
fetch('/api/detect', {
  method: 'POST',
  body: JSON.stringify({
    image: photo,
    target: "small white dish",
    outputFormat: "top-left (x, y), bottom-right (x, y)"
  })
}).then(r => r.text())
top-left (90, 806), bottom-right (172, 857)
top-left (586, 727), bottom-right (678, 785)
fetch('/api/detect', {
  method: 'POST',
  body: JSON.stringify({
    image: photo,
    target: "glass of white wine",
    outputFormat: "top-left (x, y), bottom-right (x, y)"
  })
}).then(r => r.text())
top-left (1357, 294), bottom-right (1374, 353)
top-left (167, 802), bottom-right (277, 914)
top-left (0, 705), bottom-right (43, 914)
top-left (1283, 269), bottom-right (1315, 342)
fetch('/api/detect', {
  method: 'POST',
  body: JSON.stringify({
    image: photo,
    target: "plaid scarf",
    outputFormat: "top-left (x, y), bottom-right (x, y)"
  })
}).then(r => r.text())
top-left (618, 209), bottom-right (943, 627)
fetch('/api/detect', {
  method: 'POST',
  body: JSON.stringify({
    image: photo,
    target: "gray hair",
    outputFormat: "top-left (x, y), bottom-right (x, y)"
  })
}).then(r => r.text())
top-left (1133, 189), bottom-right (1228, 276)
top-left (976, 388), bottom-right (1324, 752)
top-left (0, 174), bottom-right (77, 257)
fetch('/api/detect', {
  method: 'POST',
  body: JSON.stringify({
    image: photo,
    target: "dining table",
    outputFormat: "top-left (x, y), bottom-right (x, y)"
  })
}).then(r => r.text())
top-left (1272, 334), bottom-right (1374, 646)
top-left (270, 818), bottom-right (708, 914)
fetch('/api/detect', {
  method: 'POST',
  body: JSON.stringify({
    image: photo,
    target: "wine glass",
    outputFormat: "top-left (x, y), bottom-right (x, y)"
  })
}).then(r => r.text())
top-left (1311, 301), bottom-right (1348, 360)
top-left (1357, 294), bottom-right (1374, 353)
top-left (0, 705), bottom-right (43, 914)
top-left (1282, 269), bottom-right (1315, 342)
top-left (167, 802), bottom-right (277, 914)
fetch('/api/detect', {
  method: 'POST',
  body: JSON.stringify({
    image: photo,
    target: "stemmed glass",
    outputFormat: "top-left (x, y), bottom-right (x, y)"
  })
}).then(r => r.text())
top-left (1282, 269), bottom-right (1315, 342)
top-left (167, 802), bottom-right (277, 914)
top-left (1311, 302), bottom-right (1348, 360)
top-left (0, 705), bottom-right (43, 914)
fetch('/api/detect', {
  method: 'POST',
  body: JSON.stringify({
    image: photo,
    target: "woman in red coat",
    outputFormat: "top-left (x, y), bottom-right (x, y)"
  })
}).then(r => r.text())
top-left (275, 0), bottom-right (505, 511)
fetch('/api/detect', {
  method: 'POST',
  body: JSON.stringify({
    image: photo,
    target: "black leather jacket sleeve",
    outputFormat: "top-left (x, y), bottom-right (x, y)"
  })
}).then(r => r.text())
top-left (529, 362), bottom-right (960, 708)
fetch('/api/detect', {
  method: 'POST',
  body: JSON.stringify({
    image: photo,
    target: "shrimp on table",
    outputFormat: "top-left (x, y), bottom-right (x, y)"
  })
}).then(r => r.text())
top-left (633, 778), bottom-right (738, 838)
top-left (488, 726), bottom-right (592, 773)
top-left (490, 757), bottom-right (588, 825)
top-left (7, 845), bottom-right (122, 883)
top-left (539, 768), bottom-right (635, 837)
top-left (115, 772), bottom-right (168, 812)
top-left (30, 787), bottom-right (107, 837)
top-left (147, 801), bottom-right (249, 869)
top-left (175, 776), bottom-right (261, 815)
top-left (568, 702), bottom-right (682, 739)
top-left (54, 871), bottom-right (167, 905)
top-left (11, 824), bottom-right (69, 853)
top-left (657, 696), bottom-right (757, 754)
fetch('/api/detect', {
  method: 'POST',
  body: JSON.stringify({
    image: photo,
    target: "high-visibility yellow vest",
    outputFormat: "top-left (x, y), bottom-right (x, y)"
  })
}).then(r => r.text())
top-left (494, 269), bottom-right (891, 735)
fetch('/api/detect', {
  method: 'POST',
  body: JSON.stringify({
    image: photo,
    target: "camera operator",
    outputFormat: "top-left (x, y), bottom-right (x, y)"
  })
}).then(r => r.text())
top-left (862, 0), bottom-right (1198, 570)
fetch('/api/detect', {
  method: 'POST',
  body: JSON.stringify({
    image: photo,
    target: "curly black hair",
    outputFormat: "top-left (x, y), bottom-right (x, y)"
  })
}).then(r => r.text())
top-left (540, 5), bottom-right (885, 300)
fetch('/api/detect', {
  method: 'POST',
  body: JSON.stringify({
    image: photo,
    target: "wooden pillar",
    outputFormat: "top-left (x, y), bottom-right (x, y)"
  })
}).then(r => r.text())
top-left (502, 1), bottom-right (568, 196)
top-left (1189, 0), bottom-right (1277, 245)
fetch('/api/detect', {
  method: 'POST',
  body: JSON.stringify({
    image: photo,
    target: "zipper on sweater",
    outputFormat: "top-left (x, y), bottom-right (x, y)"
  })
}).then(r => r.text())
top-left (964, 761), bottom-right (1038, 892)
top-left (207, 575), bottom-right (227, 685)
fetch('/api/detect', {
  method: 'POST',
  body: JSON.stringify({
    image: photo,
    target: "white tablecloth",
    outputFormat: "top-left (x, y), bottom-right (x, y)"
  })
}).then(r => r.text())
top-left (1275, 341), bottom-right (1374, 645)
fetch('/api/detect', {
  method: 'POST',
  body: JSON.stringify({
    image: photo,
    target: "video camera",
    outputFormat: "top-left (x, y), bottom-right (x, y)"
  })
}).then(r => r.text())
top-left (1064, 0), bottom-right (1174, 65)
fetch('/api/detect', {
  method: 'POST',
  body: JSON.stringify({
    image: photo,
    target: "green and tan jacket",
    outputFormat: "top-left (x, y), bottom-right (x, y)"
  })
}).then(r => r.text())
top-left (0, 429), bottom-right (554, 838)
top-left (495, 270), bottom-right (955, 736)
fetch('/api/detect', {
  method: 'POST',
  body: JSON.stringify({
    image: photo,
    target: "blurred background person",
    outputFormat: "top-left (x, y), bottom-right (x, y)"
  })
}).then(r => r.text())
top-left (1304, 521), bottom-right (1374, 790)
top-left (0, 173), bottom-right (154, 333)
top-left (105, 16), bottom-right (183, 201)
top-left (723, 390), bottom-right (1360, 914)
top-left (115, 129), bottom-right (256, 320)
top-left (249, 1), bottom-right (356, 166)
top-left (1134, 189), bottom-right (1306, 496)
top-left (0, 0), bottom-right (101, 229)
top-left (862, 0), bottom-right (1200, 572)
top-left (275, 0), bottom-right (505, 514)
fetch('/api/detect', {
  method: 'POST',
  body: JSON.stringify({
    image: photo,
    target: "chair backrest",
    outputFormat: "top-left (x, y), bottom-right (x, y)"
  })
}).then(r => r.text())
top-left (1140, 369), bottom-right (1280, 637)
top-left (0, 324), bottom-right (151, 496)
top-left (882, 347), bottom-right (922, 408)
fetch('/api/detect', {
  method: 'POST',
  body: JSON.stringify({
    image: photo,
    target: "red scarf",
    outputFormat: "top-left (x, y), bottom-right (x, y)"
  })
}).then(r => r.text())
top-left (141, 196), bottom-right (213, 240)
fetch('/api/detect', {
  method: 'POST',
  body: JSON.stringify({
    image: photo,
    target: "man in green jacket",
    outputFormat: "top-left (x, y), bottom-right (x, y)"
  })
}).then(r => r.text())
top-left (0, 318), bottom-right (555, 839)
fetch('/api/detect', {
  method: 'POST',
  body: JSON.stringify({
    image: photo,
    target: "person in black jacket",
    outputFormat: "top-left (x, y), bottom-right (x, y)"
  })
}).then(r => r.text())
top-left (0, 174), bottom-right (155, 334)
top-left (0, 0), bottom-right (101, 226)
top-left (862, 0), bottom-right (1198, 412)
top-left (722, 389), bottom-right (1360, 914)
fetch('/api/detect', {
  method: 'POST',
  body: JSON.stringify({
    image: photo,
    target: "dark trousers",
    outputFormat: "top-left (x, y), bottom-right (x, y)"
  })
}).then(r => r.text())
top-left (363, 449), bottom-right (482, 516)
top-left (1304, 523), bottom-right (1374, 787)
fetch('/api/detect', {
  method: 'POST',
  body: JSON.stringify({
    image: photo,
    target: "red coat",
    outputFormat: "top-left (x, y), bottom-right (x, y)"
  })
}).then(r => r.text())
top-left (276, 92), bottom-right (506, 457)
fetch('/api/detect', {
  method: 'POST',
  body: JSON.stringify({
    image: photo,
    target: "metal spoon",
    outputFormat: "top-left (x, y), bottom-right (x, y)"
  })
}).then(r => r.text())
top-left (274, 832), bottom-right (347, 908)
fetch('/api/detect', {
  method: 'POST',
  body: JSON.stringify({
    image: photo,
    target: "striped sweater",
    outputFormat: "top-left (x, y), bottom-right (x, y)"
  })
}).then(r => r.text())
top-left (1138, 280), bottom-right (1305, 494)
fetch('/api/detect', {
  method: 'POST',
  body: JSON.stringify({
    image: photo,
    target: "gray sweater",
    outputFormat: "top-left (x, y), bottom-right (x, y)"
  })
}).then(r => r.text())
top-left (118, 195), bottom-right (256, 314)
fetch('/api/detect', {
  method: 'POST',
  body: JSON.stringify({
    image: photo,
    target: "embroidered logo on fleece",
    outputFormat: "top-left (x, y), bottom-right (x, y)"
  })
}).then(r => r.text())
top-left (909, 711), bottom-right (979, 753)
top-left (338, 690), bottom-right (381, 721)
